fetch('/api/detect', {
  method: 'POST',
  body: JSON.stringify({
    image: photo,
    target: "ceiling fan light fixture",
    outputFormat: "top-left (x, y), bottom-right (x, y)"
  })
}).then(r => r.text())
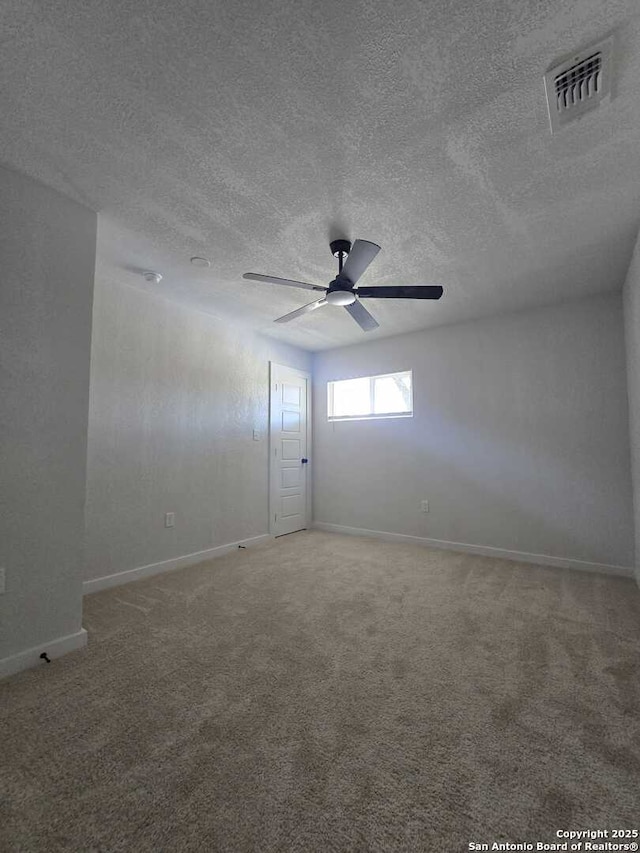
top-left (326, 290), bottom-right (356, 306)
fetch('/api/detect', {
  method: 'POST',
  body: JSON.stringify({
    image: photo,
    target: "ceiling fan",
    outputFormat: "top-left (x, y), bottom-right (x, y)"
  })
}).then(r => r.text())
top-left (243, 239), bottom-right (443, 331)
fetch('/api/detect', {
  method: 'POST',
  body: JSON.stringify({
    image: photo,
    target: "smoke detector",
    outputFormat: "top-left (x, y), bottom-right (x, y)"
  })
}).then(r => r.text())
top-left (142, 270), bottom-right (162, 284)
top-left (544, 36), bottom-right (613, 134)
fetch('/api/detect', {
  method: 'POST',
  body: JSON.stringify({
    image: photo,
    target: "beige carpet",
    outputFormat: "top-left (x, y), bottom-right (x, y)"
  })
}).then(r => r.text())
top-left (1, 531), bottom-right (640, 852)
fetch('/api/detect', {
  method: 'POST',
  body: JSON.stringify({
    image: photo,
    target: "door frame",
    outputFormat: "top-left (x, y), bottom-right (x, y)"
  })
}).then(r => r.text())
top-left (269, 362), bottom-right (312, 536)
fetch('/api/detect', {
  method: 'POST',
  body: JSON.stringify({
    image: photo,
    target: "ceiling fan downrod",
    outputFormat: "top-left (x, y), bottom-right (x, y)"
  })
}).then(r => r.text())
top-left (330, 239), bottom-right (351, 276)
top-left (327, 239), bottom-right (357, 305)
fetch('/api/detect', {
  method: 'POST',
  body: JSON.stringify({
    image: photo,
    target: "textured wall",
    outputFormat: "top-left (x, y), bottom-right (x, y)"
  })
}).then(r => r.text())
top-left (85, 277), bottom-right (311, 582)
top-left (623, 229), bottom-right (640, 584)
top-left (313, 293), bottom-right (634, 569)
top-left (0, 165), bottom-right (96, 660)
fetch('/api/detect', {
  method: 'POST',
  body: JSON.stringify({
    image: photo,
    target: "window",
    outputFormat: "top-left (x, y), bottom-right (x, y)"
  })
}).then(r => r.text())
top-left (327, 371), bottom-right (413, 421)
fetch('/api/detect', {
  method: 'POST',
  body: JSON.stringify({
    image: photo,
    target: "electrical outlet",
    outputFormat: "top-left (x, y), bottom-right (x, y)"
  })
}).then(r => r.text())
top-left (164, 512), bottom-right (175, 528)
top-left (421, 500), bottom-right (429, 513)
top-left (253, 429), bottom-right (261, 441)
top-left (0, 567), bottom-right (5, 595)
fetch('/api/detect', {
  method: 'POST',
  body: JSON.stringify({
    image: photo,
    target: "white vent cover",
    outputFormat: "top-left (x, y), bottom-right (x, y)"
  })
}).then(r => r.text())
top-left (544, 36), bottom-right (613, 133)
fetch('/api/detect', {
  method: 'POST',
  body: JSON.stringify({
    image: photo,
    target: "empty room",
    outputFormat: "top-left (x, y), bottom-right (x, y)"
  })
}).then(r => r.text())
top-left (1, 1), bottom-right (640, 851)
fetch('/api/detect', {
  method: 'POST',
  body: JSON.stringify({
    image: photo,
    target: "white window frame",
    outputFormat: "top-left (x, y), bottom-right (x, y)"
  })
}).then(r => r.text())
top-left (327, 370), bottom-right (413, 422)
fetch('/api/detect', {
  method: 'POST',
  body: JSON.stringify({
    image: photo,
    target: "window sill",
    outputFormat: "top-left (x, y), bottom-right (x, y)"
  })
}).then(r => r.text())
top-left (328, 413), bottom-right (413, 422)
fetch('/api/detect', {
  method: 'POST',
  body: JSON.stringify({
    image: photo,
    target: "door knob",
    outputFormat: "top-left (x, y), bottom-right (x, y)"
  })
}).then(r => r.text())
top-left (301, 458), bottom-right (309, 464)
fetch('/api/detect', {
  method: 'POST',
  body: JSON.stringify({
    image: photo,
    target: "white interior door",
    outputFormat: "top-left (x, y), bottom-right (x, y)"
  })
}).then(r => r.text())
top-left (270, 364), bottom-right (310, 537)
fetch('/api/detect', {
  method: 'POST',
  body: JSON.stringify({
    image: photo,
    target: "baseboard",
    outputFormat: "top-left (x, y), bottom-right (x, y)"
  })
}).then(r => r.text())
top-left (312, 522), bottom-right (633, 577)
top-left (83, 533), bottom-right (273, 595)
top-left (0, 628), bottom-right (88, 680)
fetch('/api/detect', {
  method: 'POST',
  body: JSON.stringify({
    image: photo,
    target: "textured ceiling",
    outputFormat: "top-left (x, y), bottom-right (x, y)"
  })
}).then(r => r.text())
top-left (2, 0), bottom-right (640, 350)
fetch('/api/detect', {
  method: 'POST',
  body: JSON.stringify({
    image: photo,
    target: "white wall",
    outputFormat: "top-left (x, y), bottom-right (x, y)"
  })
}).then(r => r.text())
top-left (313, 293), bottom-right (634, 571)
top-left (623, 229), bottom-right (640, 584)
top-left (0, 165), bottom-right (96, 668)
top-left (85, 277), bottom-right (311, 584)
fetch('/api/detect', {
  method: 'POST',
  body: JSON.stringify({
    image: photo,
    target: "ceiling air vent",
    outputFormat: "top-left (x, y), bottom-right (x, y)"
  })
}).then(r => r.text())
top-left (544, 36), bottom-right (613, 133)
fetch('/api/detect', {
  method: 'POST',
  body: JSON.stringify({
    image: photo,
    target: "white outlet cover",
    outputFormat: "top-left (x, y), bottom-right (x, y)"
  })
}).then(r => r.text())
top-left (253, 429), bottom-right (261, 441)
top-left (164, 512), bottom-right (175, 528)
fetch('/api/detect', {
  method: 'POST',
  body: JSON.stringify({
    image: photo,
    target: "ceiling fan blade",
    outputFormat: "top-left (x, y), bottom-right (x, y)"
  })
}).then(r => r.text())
top-left (274, 299), bottom-right (328, 324)
top-left (243, 273), bottom-right (327, 293)
top-left (356, 285), bottom-right (444, 299)
top-left (344, 300), bottom-right (379, 332)
top-left (338, 240), bottom-right (381, 286)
